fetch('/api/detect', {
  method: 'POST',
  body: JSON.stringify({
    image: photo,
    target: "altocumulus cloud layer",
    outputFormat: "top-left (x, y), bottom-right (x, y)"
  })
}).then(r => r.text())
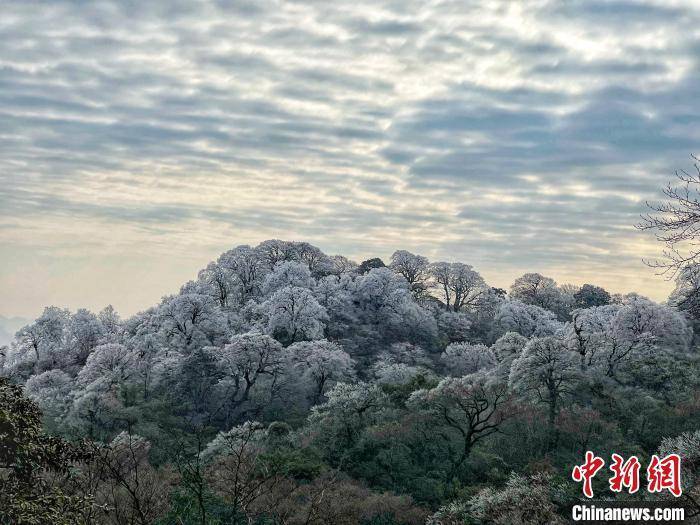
top-left (2, 0), bottom-right (699, 316)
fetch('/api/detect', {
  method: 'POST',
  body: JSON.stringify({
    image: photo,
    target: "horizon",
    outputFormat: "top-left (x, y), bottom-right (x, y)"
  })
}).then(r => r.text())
top-left (0, 237), bottom-right (675, 320)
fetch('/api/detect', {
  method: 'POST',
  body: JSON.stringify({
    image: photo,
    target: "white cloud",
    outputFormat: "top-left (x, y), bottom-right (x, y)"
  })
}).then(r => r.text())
top-left (2, 0), bottom-right (699, 316)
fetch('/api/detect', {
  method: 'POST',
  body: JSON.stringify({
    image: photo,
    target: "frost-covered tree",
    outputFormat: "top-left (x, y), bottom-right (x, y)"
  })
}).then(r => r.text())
top-left (77, 343), bottom-right (136, 387)
top-left (390, 250), bottom-right (431, 297)
top-left (203, 421), bottom-right (276, 517)
top-left (328, 255), bottom-right (358, 276)
top-left (66, 309), bottom-right (105, 368)
top-left (429, 262), bottom-right (488, 312)
top-left (288, 340), bottom-right (355, 404)
top-left (408, 373), bottom-right (511, 480)
top-left (429, 473), bottom-right (565, 525)
top-left (13, 306), bottom-right (70, 374)
top-left (509, 336), bottom-right (580, 438)
top-left (198, 261), bottom-right (234, 308)
top-left (441, 342), bottom-right (496, 376)
top-left (491, 332), bottom-right (527, 368)
top-left (509, 273), bottom-right (562, 311)
top-left (261, 261), bottom-right (313, 296)
top-left (491, 299), bottom-right (561, 340)
top-left (210, 332), bottom-right (287, 424)
top-left (352, 267), bottom-right (437, 347)
top-left (98, 305), bottom-right (122, 340)
top-left (309, 382), bottom-right (390, 454)
top-left (436, 310), bottom-right (473, 344)
top-left (157, 293), bottom-right (226, 351)
top-left (574, 284), bottom-right (611, 309)
top-left (218, 245), bottom-right (265, 303)
top-left (567, 296), bottom-right (691, 379)
top-left (263, 286), bottom-right (327, 344)
top-left (313, 274), bottom-right (356, 339)
top-left (378, 342), bottom-right (433, 368)
top-left (24, 369), bottom-right (74, 421)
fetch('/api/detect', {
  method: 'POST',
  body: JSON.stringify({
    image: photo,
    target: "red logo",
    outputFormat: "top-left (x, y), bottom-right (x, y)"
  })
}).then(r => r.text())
top-left (572, 452), bottom-right (682, 498)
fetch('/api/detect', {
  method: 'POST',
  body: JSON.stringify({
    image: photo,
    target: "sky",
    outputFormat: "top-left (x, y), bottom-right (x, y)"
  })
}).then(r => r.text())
top-left (2, 0), bottom-right (700, 319)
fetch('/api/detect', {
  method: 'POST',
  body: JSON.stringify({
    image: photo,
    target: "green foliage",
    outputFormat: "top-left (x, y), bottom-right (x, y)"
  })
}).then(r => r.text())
top-left (0, 377), bottom-right (95, 525)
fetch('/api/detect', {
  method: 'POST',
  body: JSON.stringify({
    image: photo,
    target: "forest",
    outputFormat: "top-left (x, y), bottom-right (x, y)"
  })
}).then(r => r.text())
top-left (3, 231), bottom-right (700, 524)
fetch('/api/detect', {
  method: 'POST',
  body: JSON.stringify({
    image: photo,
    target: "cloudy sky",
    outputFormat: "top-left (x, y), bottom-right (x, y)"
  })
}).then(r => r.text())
top-left (2, 0), bottom-right (699, 318)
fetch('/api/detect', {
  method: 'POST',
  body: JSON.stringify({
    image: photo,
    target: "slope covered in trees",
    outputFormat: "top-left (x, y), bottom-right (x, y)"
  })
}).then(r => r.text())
top-left (2, 239), bottom-right (700, 524)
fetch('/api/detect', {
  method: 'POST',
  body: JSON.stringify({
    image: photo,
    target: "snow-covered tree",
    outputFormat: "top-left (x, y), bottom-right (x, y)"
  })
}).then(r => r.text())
top-left (491, 332), bottom-right (527, 366)
top-left (13, 306), bottom-right (70, 373)
top-left (288, 340), bottom-right (355, 404)
top-left (509, 336), bottom-right (580, 434)
top-left (218, 245), bottom-right (265, 303)
top-left (66, 308), bottom-right (105, 367)
top-left (210, 332), bottom-right (288, 424)
top-left (390, 250), bottom-right (431, 297)
top-left (24, 369), bottom-right (74, 420)
top-left (263, 286), bottom-right (327, 344)
top-left (429, 262), bottom-right (488, 312)
top-left (77, 343), bottom-right (136, 387)
top-left (157, 293), bottom-right (226, 352)
top-left (491, 299), bottom-right (561, 340)
top-left (261, 261), bottom-right (313, 296)
top-left (441, 342), bottom-right (496, 376)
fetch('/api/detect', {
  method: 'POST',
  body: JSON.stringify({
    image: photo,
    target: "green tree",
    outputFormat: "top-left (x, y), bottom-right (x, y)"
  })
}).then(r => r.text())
top-left (0, 377), bottom-right (94, 524)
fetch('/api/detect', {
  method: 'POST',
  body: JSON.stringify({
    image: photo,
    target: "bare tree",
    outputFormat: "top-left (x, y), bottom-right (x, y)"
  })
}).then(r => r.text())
top-left (638, 155), bottom-right (700, 275)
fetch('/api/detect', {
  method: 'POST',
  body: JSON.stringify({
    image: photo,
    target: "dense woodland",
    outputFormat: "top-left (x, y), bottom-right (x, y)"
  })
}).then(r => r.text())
top-left (3, 236), bottom-right (700, 524)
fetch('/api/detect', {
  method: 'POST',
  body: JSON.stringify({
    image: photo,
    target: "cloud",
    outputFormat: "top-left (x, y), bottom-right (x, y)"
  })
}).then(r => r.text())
top-left (1, 0), bottom-right (699, 316)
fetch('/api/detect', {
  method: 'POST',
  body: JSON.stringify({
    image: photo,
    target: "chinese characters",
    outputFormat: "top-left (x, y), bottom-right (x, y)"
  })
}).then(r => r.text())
top-left (572, 452), bottom-right (681, 498)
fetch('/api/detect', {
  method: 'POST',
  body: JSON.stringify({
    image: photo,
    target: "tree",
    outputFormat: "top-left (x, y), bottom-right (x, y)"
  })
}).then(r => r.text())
top-left (261, 261), bottom-right (313, 296)
top-left (14, 306), bottom-right (70, 374)
top-left (358, 257), bottom-right (385, 274)
top-left (669, 263), bottom-right (700, 322)
top-left (509, 273), bottom-right (566, 315)
top-left (218, 245), bottom-right (265, 303)
top-left (441, 342), bottom-right (496, 376)
top-left (198, 261), bottom-right (234, 308)
top-left (66, 309), bottom-right (105, 367)
top-left (390, 250), bottom-right (431, 297)
top-left (288, 340), bottom-right (355, 404)
top-left (429, 262), bottom-right (488, 312)
top-left (509, 337), bottom-right (580, 445)
top-left (94, 432), bottom-right (176, 525)
top-left (491, 299), bottom-right (561, 339)
top-left (429, 473), bottom-right (565, 525)
top-left (352, 267), bottom-right (437, 347)
top-left (211, 332), bottom-right (287, 425)
top-left (408, 373), bottom-right (511, 481)
top-left (99, 305), bottom-right (122, 340)
top-left (328, 255), bottom-right (358, 276)
top-left (157, 293), bottom-right (226, 352)
top-left (203, 421), bottom-right (283, 519)
top-left (637, 154), bottom-right (700, 275)
top-left (568, 296), bottom-right (692, 380)
top-left (263, 286), bottom-right (327, 344)
top-left (24, 369), bottom-right (74, 421)
top-left (490, 332), bottom-right (528, 377)
top-left (76, 343), bottom-right (136, 387)
top-left (309, 382), bottom-right (390, 457)
top-left (574, 284), bottom-right (611, 309)
top-left (0, 377), bottom-right (95, 524)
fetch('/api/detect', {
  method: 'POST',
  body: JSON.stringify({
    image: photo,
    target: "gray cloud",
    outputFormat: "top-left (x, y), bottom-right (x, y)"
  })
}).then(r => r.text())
top-left (1, 0), bottom-right (699, 316)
